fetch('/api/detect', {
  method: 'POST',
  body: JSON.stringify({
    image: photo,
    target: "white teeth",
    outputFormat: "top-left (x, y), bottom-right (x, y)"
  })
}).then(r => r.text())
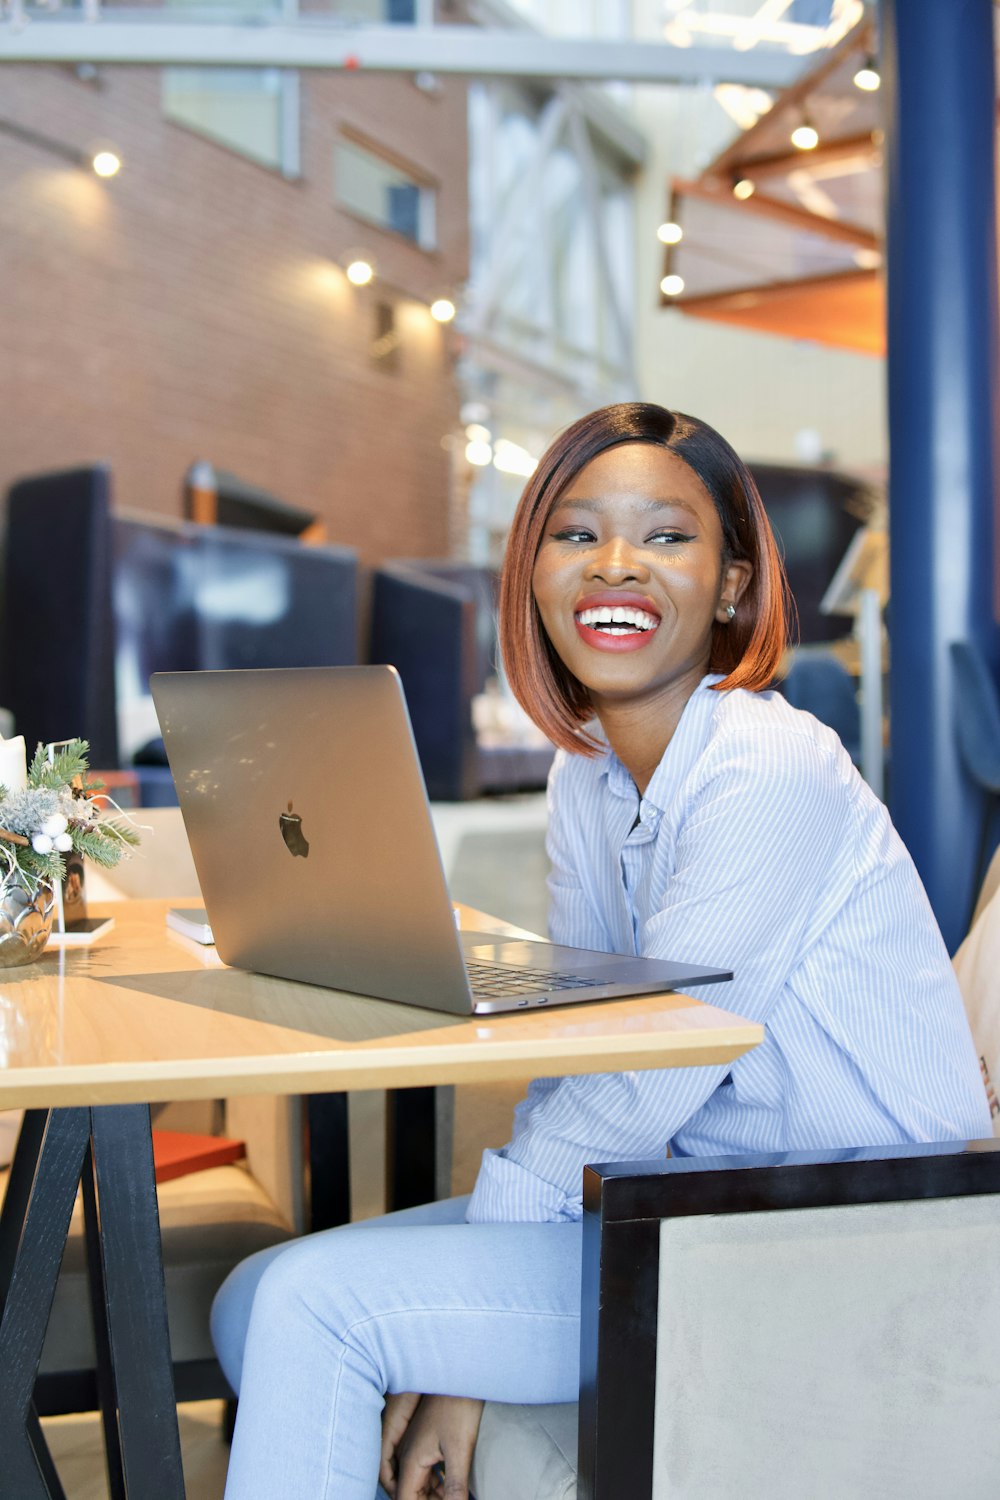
top-left (577, 605), bottom-right (659, 632)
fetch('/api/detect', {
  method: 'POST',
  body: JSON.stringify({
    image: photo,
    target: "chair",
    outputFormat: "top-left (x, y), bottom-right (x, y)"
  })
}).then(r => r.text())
top-left (0, 465), bottom-right (359, 805)
top-left (1, 1098), bottom-right (300, 1419)
top-left (778, 652), bottom-right (862, 763)
top-left (470, 1141), bottom-right (1000, 1500)
top-left (949, 640), bottom-right (1000, 912)
top-left (369, 561), bottom-right (554, 801)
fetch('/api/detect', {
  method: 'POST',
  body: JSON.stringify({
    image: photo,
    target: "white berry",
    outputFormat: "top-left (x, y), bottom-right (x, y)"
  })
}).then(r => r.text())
top-left (32, 833), bottom-right (54, 854)
top-left (54, 833), bottom-right (73, 852)
top-left (42, 814), bottom-right (68, 837)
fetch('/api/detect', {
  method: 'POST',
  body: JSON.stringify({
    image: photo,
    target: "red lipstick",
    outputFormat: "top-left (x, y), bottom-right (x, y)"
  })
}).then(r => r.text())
top-left (573, 591), bottom-right (661, 654)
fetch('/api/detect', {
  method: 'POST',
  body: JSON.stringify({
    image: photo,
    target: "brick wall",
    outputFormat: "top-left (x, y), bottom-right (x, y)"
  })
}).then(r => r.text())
top-left (0, 62), bottom-right (469, 566)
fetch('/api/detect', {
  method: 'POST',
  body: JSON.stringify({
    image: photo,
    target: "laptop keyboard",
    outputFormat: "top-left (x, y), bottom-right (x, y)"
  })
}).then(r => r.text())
top-left (464, 959), bottom-right (595, 999)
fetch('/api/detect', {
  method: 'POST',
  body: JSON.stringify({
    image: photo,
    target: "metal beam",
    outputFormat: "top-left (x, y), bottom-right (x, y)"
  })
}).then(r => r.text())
top-left (0, 20), bottom-right (807, 89)
top-left (711, 131), bottom-right (879, 183)
top-left (672, 175), bottom-right (879, 252)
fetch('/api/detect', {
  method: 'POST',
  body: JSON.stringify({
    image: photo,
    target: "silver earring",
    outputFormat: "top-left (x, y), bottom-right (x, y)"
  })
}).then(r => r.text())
top-left (724, 603), bottom-right (736, 621)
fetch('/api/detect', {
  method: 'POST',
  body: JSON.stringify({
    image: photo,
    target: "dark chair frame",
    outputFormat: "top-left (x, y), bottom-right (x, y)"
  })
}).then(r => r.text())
top-left (579, 1138), bottom-right (1000, 1500)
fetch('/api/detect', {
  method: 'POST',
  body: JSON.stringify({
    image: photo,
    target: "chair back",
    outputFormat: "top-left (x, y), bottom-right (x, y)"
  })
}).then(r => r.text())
top-left (950, 640), bottom-right (1000, 793)
top-left (779, 655), bottom-right (861, 761)
top-left (472, 1145), bottom-right (1000, 1500)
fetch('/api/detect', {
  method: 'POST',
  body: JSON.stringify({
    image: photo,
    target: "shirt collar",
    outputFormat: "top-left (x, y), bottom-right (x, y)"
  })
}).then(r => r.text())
top-left (601, 675), bottom-right (723, 809)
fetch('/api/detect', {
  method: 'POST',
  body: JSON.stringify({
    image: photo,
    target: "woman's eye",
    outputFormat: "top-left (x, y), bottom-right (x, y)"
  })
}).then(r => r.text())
top-left (647, 530), bottom-right (695, 546)
top-left (551, 527), bottom-right (596, 544)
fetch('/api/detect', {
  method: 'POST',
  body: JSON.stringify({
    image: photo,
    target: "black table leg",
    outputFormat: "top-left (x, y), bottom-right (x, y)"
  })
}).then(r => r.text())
top-left (307, 1093), bottom-right (352, 1231)
top-left (81, 1142), bottom-right (126, 1500)
top-left (0, 1104), bottom-right (187, 1500)
top-left (0, 1109), bottom-right (90, 1500)
top-left (89, 1104), bottom-right (186, 1499)
top-left (386, 1087), bottom-right (438, 1211)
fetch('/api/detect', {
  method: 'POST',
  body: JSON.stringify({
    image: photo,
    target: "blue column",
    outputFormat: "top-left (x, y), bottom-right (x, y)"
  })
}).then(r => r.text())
top-left (882, 0), bottom-right (1000, 952)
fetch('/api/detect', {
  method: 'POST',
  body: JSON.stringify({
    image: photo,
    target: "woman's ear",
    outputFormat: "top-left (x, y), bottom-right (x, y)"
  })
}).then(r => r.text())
top-left (716, 558), bottom-right (753, 622)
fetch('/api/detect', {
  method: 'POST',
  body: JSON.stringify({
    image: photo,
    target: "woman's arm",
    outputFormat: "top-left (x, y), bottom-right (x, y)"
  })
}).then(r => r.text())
top-left (468, 732), bottom-right (851, 1223)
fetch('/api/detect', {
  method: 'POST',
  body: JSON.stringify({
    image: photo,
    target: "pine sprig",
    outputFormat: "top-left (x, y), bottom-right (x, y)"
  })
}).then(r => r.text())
top-left (95, 817), bottom-right (142, 850)
top-left (71, 824), bottom-right (133, 868)
top-left (28, 739), bottom-right (92, 791)
top-left (16, 844), bottom-right (65, 884)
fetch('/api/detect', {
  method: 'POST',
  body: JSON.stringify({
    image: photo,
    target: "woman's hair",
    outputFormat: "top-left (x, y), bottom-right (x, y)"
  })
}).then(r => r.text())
top-left (498, 402), bottom-right (791, 754)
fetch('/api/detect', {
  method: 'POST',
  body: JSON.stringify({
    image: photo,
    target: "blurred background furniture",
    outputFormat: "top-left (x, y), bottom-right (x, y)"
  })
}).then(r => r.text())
top-left (370, 560), bottom-right (554, 800)
top-left (0, 464), bottom-right (359, 805)
top-left (777, 652), bottom-right (862, 764)
top-left (184, 461), bottom-right (328, 545)
top-left (470, 1141), bottom-right (1000, 1500)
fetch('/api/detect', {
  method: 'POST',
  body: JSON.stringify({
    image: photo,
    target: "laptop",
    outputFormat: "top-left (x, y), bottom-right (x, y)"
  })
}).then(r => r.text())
top-left (150, 666), bottom-right (732, 1016)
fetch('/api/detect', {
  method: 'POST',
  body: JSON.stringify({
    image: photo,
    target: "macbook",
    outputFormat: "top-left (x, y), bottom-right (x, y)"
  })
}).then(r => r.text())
top-left (150, 666), bottom-right (732, 1015)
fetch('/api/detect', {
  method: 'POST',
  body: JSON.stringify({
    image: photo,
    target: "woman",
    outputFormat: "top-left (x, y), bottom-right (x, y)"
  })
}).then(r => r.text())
top-left (212, 404), bottom-right (989, 1500)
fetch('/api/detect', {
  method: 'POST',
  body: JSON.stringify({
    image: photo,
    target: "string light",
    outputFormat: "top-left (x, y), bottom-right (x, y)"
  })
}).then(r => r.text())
top-left (732, 178), bottom-right (756, 200)
top-left (660, 274), bottom-right (685, 297)
top-left (791, 122), bottom-right (819, 151)
top-left (92, 150), bottom-right (121, 178)
top-left (430, 297), bottom-right (456, 323)
top-left (345, 259), bottom-right (374, 286)
top-left (657, 221), bottom-right (683, 245)
top-left (853, 59), bottom-right (881, 92)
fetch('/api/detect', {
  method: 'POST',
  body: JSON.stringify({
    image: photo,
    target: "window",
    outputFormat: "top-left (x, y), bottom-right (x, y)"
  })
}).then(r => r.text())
top-left (335, 138), bottom-right (437, 250)
top-left (162, 0), bottom-right (299, 176)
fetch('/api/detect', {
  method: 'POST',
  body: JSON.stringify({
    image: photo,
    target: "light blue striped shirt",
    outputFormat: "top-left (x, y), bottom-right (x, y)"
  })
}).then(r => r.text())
top-left (467, 677), bottom-right (990, 1223)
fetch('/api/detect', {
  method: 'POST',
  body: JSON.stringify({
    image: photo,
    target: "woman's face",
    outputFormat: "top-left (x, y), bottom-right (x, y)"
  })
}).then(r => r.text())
top-left (531, 443), bottom-right (751, 719)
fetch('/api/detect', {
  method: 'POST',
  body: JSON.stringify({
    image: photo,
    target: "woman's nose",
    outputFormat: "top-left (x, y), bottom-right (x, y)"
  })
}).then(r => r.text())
top-left (584, 537), bottom-right (650, 584)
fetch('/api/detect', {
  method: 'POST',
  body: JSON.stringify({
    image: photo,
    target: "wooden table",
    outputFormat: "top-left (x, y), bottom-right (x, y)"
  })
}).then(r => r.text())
top-left (0, 900), bottom-right (762, 1499)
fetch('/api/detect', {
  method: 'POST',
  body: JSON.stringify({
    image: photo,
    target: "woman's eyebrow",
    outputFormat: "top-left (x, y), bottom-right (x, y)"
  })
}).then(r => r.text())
top-left (551, 496), bottom-right (701, 517)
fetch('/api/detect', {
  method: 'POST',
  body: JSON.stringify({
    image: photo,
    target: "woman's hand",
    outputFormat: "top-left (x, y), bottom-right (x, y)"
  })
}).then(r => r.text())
top-left (380, 1391), bottom-right (422, 1496)
top-left (393, 1393), bottom-right (485, 1499)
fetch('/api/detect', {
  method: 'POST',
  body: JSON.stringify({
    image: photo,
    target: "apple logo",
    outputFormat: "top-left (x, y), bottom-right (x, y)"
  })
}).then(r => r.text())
top-left (279, 800), bottom-right (309, 858)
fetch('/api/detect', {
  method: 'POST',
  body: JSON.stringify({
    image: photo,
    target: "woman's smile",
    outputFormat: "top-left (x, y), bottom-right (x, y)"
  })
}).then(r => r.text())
top-left (573, 589), bottom-right (662, 652)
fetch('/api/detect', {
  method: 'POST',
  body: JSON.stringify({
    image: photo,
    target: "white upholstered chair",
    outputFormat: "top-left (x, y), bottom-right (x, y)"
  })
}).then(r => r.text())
top-left (470, 1141), bottom-right (1000, 1500)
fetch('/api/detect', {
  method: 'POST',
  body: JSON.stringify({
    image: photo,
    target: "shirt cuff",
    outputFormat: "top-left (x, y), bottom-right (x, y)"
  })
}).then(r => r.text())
top-left (465, 1148), bottom-right (582, 1223)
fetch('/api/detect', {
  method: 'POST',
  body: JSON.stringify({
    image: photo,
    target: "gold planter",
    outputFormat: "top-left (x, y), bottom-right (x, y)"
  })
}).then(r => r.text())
top-left (0, 873), bottom-right (56, 967)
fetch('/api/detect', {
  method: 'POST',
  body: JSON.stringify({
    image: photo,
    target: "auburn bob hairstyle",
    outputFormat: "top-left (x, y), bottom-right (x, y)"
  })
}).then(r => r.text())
top-left (498, 402), bottom-right (791, 754)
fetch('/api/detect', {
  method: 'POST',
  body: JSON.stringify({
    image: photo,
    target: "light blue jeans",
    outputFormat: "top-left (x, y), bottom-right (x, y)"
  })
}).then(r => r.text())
top-left (211, 1195), bottom-right (583, 1500)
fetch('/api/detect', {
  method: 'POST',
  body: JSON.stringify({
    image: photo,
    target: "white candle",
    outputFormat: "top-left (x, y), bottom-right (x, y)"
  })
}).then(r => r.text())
top-left (0, 735), bottom-right (28, 794)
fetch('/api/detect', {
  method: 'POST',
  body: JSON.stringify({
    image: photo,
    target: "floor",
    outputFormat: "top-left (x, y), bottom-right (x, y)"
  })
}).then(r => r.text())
top-left (38, 793), bottom-right (550, 1497)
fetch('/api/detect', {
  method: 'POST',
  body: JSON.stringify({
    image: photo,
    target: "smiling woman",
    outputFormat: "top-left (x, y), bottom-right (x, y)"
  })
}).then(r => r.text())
top-left (210, 404), bottom-right (989, 1500)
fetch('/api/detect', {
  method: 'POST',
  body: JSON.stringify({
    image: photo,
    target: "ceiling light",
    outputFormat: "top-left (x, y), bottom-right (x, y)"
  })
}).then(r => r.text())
top-left (791, 123), bottom-right (819, 151)
top-left (465, 423), bottom-right (491, 443)
top-left (346, 258), bottom-right (374, 286)
top-left (657, 221), bottom-right (683, 245)
top-left (732, 178), bottom-right (756, 200)
top-left (91, 150), bottom-right (121, 178)
top-left (465, 439), bottom-right (493, 467)
top-left (430, 297), bottom-right (456, 323)
top-left (493, 439), bottom-right (537, 478)
top-left (660, 274), bottom-right (685, 297)
top-left (853, 60), bottom-right (881, 92)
